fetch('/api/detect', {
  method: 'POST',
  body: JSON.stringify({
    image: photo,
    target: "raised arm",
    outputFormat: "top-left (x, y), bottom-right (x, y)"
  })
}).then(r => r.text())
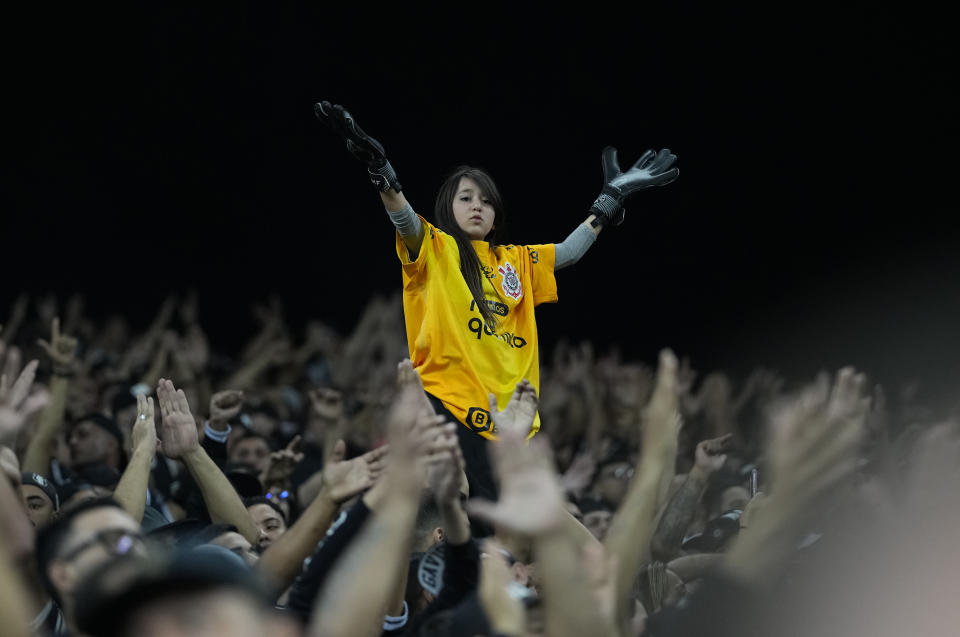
top-left (257, 438), bottom-right (388, 598)
top-left (0, 475), bottom-right (32, 637)
top-left (0, 358), bottom-right (47, 451)
top-left (721, 368), bottom-right (869, 588)
top-left (156, 378), bottom-right (260, 544)
top-left (309, 361), bottom-right (446, 637)
top-left (467, 424), bottom-right (616, 637)
top-left (112, 395), bottom-right (158, 522)
top-left (649, 433), bottom-right (732, 562)
top-left (553, 146), bottom-right (678, 271)
top-left (22, 318), bottom-right (76, 476)
top-left (667, 552), bottom-right (723, 583)
top-left (315, 100), bottom-right (425, 257)
top-left (603, 349), bottom-right (683, 632)
top-left (0, 384), bottom-right (42, 637)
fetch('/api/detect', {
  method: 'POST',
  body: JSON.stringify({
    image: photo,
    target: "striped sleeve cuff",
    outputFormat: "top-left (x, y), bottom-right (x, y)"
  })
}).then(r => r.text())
top-left (204, 421), bottom-right (231, 443)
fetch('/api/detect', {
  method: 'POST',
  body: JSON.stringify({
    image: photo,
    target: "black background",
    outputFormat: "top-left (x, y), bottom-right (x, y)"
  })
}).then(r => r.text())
top-left (3, 5), bottom-right (958, 392)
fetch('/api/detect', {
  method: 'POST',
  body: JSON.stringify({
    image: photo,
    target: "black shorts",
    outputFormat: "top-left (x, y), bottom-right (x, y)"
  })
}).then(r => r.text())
top-left (426, 393), bottom-right (498, 537)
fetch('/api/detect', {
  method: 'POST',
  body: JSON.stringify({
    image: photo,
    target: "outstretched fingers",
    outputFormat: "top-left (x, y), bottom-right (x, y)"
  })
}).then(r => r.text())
top-left (286, 434), bottom-right (303, 454)
top-left (156, 379), bottom-right (174, 418)
top-left (647, 148), bottom-right (677, 173)
top-left (175, 389), bottom-right (192, 415)
top-left (488, 392), bottom-right (501, 417)
top-left (519, 379), bottom-right (538, 408)
top-left (18, 391), bottom-right (49, 421)
top-left (314, 101), bottom-right (349, 137)
top-left (601, 146), bottom-right (622, 181)
top-left (35, 317), bottom-right (61, 357)
top-left (7, 360), bottom-right (38, 407)
top-left (465, 497), bottom-right (509, 528)
top-left (631, 149), bottom-right (656, 170)
top-left (328, 439), bottom-right (347, 464)
top-left (651, 167), bottom-right (679, 186)
top-left (396, 358), bottom-right (419, 388)
top-left (363, 444), bottom-right (390, 464)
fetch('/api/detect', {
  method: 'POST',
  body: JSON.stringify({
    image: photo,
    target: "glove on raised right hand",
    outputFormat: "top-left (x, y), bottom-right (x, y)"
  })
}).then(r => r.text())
top-left (314, 101), bottom-right (402, 193)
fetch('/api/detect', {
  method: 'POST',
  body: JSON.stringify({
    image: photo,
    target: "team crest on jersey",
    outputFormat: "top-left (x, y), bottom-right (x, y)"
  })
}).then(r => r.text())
top-left (498, 262), bottom-right (522, 300)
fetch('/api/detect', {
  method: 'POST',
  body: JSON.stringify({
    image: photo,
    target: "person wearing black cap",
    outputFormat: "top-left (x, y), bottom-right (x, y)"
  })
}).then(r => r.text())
top-left (74, 546), bottom-right (297, 637)
top-left (21, 471), bottom-right (60, 528)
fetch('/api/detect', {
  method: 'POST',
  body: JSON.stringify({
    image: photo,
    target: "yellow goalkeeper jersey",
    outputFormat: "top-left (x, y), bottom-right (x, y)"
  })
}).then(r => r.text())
top-left (396, 216), bottom-right (557, 439)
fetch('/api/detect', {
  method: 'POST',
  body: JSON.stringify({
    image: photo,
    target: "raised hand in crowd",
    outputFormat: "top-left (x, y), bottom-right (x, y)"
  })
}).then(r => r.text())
top-left (0, 357), bottom-right (46, 447)
top-left (309, 360), bottom-right (445, 637)
top-left (488, 378), bottom-right (539, 438)
top-left (4, 288), bottom-right (960, 637)
top-left (466, 428), bottom-right (566, 537)
top-left (36, 317), bottom-right (79, 377)
top-left (722, 367), bottom-right (869, 587)
top-left (237, 295), bottom-right (288, 364)
top-left (650, 433), bottom-right (733, 562)
top-left (468, 401), bottom-right (618, 637)
top-left (602, 348), bottom-right (683, 633)
top-left (1, 294), bottom-right (28, 343)
top-left (157, 377), bottom-right (260, 544)
top-left (0, 343), bottom-right (24, 393)
top-left (113, 394), bottom-right (158, 521)
top-left (560, 447), bottom-right (600, 502)
top-left (208, 388), bottom-right (244, 431)
top-left (260, 435), bottom-right (305, 490)
top-left (257, 435), bottom-right (388, 597)
top-left (156, 378), bottom-right (200, 459)
top-left (322, 438), bottom-right (388, 504)
top-left (305, 386), bottom-right (347, 450)
top-left (121, 295), bottom-right (178, 374)
top-left (20, 318), bottom-right (76, 476)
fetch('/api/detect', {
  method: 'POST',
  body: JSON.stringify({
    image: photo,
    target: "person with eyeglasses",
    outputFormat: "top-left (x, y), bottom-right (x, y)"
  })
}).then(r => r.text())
top-left (34, 497), bottom-right (146, 636)
top-left (263, 482), bottom-right (299, 524)
top-left (589, 452), bottom-right (637, 509)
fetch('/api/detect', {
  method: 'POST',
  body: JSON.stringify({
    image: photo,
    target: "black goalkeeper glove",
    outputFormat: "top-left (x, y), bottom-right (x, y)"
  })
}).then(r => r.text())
top-left (314, 101), bottom-right (402, 193)
top-left (589, 146), bottom-right (678, 226)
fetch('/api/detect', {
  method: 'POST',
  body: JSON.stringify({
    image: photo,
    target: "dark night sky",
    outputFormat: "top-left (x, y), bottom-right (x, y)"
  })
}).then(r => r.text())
top-left (3, 6), bottom-right (958, 391)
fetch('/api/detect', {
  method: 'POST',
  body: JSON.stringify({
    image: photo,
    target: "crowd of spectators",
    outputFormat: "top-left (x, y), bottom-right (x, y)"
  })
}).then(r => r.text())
top-left (1, 292), bottom-right (959, 637)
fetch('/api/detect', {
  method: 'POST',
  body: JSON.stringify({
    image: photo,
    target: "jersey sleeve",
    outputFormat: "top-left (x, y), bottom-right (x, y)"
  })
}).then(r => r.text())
top-left (525, 243), bottom-right (558, 305)
top-left (395, 215), bottom-right (442, 281)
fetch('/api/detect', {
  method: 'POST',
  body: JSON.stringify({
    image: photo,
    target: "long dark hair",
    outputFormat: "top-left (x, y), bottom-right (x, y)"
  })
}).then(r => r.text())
top-left (433, 166), bottom-right (507, 329)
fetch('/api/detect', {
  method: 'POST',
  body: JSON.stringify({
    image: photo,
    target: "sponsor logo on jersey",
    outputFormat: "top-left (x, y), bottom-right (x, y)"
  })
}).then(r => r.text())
top-left (466, 318), bottom-right (528, 348)
top-left (470, 299), bottom-right (509, 317)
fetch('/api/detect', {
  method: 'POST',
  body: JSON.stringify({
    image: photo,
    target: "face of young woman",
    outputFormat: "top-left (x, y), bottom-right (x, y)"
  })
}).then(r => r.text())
top-left (452, 176), bottom-right (495, 240)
